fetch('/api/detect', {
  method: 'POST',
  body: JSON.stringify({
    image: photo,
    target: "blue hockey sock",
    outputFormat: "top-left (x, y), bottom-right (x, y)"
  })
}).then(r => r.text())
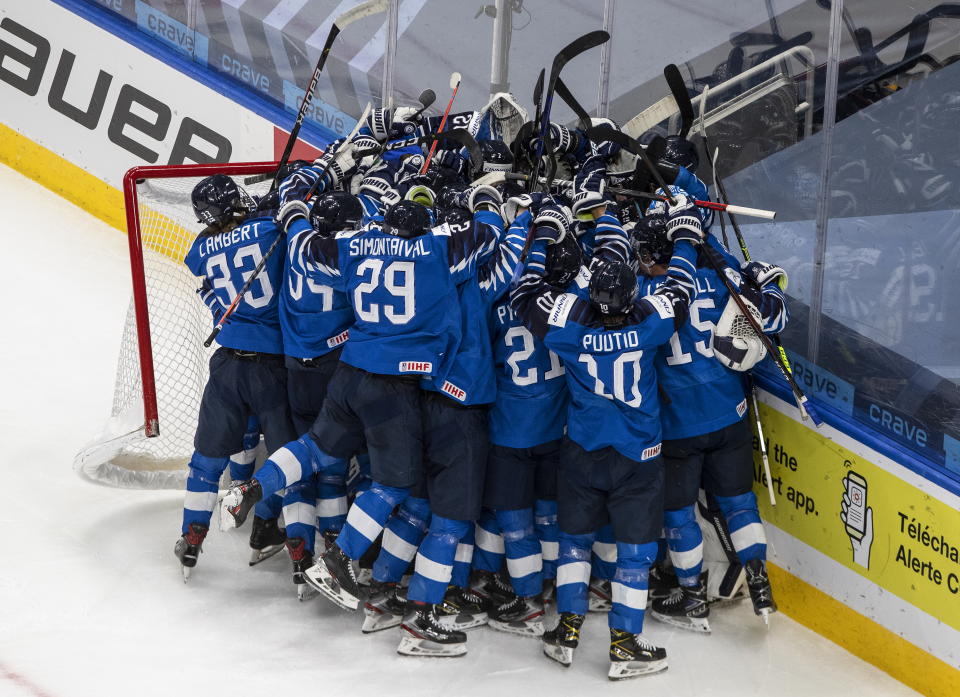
top-left (451, 524), bottom-right (475, 588)
top-left (472, 508), bottom-right (504, 573)
top-left (496, 507), bottom-right (542, 597)
top-left (336, 483), bottom-right (409, 560)
top-left (591, 523), bottom-right (617, 581)
top-left (715, 492), bottom-right (767, 563)
top-left (282, 477), bottom-right (318, 552)
top-left (182, 452), bottom-right (229, 533)
top-left (534, 499), bottom-right (558, 580)
top-left (407, 515), bottom-right (471, 605)
top-left (373, 496), bottom-right (430, 584)
top-left (556, 531), bottom-right (594, 616)
top-left (664, 504), bottom-right (703, 587)
top-left (608, 541), bottom-right (657, 634)
top-left (316, 460), bottom-right (348, 533)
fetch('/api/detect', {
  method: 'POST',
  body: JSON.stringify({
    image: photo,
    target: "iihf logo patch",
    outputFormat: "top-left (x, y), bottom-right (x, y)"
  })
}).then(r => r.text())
top-left (736, 398), bottom-right (747, 418)
top-left (641, 443), bottom-right (662, 460)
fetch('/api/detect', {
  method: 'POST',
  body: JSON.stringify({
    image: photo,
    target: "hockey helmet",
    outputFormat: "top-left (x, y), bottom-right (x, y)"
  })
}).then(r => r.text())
top-left (589, 260), bottom-right (638, 315)
top-left (192, 174), bottom-right (256, 227)
top-left (545, 233), bottom-right (583, 288)
top-left (383, 199), bottom-right (432, 238)
top-left (310, 191), bottom-right (363, 236)
top-left (630, 214), bottom-right (672, 268)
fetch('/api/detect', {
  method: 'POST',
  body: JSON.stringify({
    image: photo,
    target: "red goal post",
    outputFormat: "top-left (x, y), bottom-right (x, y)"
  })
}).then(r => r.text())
top-left (75, 161), bottom-right (279, 489)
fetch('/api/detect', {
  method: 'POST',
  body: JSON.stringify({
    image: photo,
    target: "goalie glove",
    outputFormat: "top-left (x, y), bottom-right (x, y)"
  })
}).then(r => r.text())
top-left (664, 192), bottom-right (704, 245)
top-left (711, 290), bottom-right (767, 371)
top-left (743, 261), bottom-right (788, 292)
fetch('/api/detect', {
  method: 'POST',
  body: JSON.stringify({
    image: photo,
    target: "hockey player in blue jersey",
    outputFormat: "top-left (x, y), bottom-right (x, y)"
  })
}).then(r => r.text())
top-left (219, 188), bottom-right (502, 606)
top-left (175, 174), bottom-right (297, 580)
top-left (475, 208), bottom-right (584, 638)
top-left (633, 187), bottom-right (788, 631)
top-left (279, 191), bottom-right (362, 598)
top-left (511, 192), bottom-right (704, 680)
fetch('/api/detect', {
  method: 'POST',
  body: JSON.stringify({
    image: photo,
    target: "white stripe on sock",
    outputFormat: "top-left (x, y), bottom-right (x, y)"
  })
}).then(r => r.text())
top-left (414, 552), bottom-right (454, 584)
top-left (592, 541), bottom-right (617, 563)
top-left (270, 447), bottom-right (303, 487)
top-left (731, 522), bottom-right (767, 552)
top-left (611, 581), bottom-right (648, 610)
top-left (184, 490), bottom-right (217, 512)
top-left (345, 503), bottom-right (383, 542)
top-left (316, 496), bottom-right (347, 519)
top-left (506, 552), bottom-right (543, 579)
top-left (475, 524), bottom-right (505, 554)
top-left (381, 528), bottom-right (418, 562)
top-left (669, 541), bottom-right (704, 572)
top-left (556, 560), bottom-right (590, 587)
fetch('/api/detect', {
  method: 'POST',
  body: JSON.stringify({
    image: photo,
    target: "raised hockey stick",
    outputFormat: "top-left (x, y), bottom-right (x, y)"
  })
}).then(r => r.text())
top-left (665, 64), bottom-right (802, 432)
top-left (267, 0), bottom-right (388, 198)
top-left (586, 125), bottom-right (678, 206)
top-left (419, 128), bottom-right (483, 178)
top-left (420, 72), bottom-right (463, 174)
top-left (555, 76), bottom-right (593, 134)
top-left (519, 31), bottom-right (609, 261)
top-left (203, 103), bottom-right (373, 348)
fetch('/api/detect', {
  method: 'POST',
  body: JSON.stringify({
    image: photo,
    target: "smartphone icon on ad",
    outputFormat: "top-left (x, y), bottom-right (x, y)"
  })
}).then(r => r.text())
top-left (844, 471), bottom-right (868, 541)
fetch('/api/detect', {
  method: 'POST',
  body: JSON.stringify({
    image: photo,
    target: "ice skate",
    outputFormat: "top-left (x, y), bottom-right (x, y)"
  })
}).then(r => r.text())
top-left (437, 585), bottom-right (488, 630)
top-left (397, 603), bottom-right (467, 657)
top-left (219, 479), bottom-right (262, 531)
top-left (588, 577), bottom-right (612, 612)
top-left (174, 523), bottom-right (208, 582)
top-left (248, 515), bottom-right (286, 565)
top-left (648, 561), bottom-right (679, 603)
top-left (362, 581), bottom-right (406, 633)
top-left (607, 629), bottom-right (668, 680)
top-left (488, 595), bottom-right (545, 637)
top-left (541, 612), bottom-right (584, 666)
top-left (470, 569), bottom-right (515, 612)
top-left (285, 537), bottom-right (315, 601)
top-left (745, 558), bottom-right (777, 625)
top-left (303, 544), bottom-right (361, 610)
top-left (651, 572), bottom-right (710, 633)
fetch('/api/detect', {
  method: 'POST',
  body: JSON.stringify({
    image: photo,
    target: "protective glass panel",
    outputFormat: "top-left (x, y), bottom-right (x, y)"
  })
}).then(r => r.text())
top-left (818, 1), bottom-right (960, 472)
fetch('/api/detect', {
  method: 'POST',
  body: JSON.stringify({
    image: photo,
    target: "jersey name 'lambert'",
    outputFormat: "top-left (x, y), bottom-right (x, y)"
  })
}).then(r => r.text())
top-left (348, 236), bottom-right (431, 258)
top-left (198, 221), bottom-right (262, 257)
top-left (582, 329), bottom-right (641, 352)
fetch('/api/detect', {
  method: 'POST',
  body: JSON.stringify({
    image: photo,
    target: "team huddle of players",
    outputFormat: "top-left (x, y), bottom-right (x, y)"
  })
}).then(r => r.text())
top-left (174, 99), bottom-right (789, 681)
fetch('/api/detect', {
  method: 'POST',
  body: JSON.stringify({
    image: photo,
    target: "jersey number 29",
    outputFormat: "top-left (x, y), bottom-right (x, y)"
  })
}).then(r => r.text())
top-left (354, 259), bottom-right (415, 325)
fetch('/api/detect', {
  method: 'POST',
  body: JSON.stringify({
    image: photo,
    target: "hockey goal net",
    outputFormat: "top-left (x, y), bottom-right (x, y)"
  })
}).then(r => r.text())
top-left (74, 162), bottom-right (279, 489)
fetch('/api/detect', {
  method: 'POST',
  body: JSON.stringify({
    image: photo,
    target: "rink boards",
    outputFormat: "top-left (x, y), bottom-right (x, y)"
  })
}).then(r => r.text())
top-left (0, 1), bottom-right (957, 695)
top-left (753, 391), bottom-right (960, 697)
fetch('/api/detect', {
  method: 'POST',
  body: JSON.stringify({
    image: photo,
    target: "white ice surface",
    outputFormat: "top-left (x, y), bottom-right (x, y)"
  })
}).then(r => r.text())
top-left (0, 162), bottom-right (921, 697)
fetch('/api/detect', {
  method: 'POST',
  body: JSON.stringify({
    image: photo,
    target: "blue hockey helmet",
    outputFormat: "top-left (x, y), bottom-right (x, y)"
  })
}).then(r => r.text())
top-left (310, 191), bottom-right (363, 236)
top-left (383, 199), bottom-right (432, 238)
top-left (589, 260), bottom-right (638, 315)
top-left (192, 174), bottom-right (255, 227)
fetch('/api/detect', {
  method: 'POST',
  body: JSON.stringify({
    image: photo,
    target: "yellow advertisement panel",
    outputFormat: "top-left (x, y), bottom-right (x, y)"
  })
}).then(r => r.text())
top-left (751, 401), bottom-right (960, 632)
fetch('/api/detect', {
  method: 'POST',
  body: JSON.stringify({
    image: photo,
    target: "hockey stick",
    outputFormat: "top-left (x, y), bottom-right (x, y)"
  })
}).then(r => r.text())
top-left (519, 31), bottom-right (609, 261)
top-left (555, 76), bottom-right (593, 134)
top-left (419, 128), bottom-right (483, 178)
top-left (203, 103), bottom-right (373, 348)
top-left (586, 125), bottom-right (678, 206)
top-left (420, 72), bottom-right (462, 174)
top-left (408, 88), bottom-right (437, 122)
top-left (267, 0), bottom-right (388, 198)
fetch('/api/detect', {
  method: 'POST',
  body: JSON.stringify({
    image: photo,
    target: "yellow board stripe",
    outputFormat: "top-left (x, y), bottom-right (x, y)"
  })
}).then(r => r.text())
top-left (770, 563), bottom-right (960, 697)
top-left (0, 122), bottom-right (125, 232)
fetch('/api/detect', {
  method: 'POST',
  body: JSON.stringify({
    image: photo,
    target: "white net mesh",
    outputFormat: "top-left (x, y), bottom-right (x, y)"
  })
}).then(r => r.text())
top-left (75, 166), bottom-right (275, 489)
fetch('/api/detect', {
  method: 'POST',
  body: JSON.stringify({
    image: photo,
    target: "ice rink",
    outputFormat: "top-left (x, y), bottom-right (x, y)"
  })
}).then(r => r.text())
top-left (0, 162), bottom-right (921, 697)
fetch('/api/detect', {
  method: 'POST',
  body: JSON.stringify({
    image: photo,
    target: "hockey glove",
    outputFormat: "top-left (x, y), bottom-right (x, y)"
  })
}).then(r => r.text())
top-left (277, 199), bottom-right (310, 232)
top-left (664, 193), bottom-right (704, 245)
top-left (572, 155), bottom-right (607, 219)
top-left (533, 203), bottom-right (572, 244)
top-left (743, 260), bottom-right (788, 292)
top-left (503, 192), bottom-right (553, 222)
top-left (455, 183), bottom-right (503, 213)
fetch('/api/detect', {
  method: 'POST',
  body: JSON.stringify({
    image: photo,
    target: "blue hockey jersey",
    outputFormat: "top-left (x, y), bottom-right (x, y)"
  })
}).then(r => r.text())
top-left (287, 211), bottom-right (499, 377)
top-left (281, 225), bottom-right (354, 359)
top-left (646, 234), bottom-right (789, 440)
top-left (184, 216), bottom-right (285, 354)
top-left (489, 212), bottom-right (570, 447)
top-left (421, 212), bottom-right (519, 406)
top-left (510, 237), bottom-right (699, 462)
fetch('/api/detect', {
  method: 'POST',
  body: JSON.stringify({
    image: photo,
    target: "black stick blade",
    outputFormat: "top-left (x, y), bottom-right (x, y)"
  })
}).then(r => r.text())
top-left (664, 64), bottom-right (694, 138)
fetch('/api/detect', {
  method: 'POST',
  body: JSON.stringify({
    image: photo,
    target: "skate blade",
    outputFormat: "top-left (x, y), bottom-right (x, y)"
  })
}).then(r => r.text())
top-left (361, 608), bottom-right (403, 633)
top-left (181, 565), bottom-right (192, 583)
top-left (218, 501), bottom-right (239, 532)
top-left (488, 618), bottom-right (545, 638)
top-left (758, 607), bottom-right (774, 627)
top-left (249, 543), bottom-right (285, 566)
top-left (542, 643), bottom-right (574, 666)
top-left (297, 583), bottom-right (317, 602)
top-left (608, 658), bottom-right (668, 680)
top-left (397, 633), bottom-right (467, 657)
top-left (437, 612), bottom-right (488, 631)
top-left (303, 564), bottom-right (360, 611)
top-left (650, 610), bottom-right (711, 634)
